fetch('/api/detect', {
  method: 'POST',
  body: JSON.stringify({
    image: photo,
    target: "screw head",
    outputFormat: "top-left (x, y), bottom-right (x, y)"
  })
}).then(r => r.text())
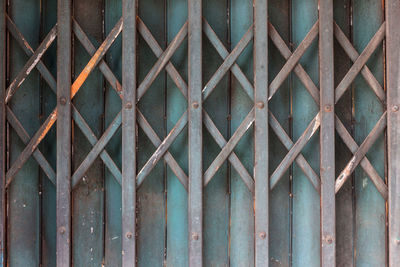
top-left (192, 102), bottom-right (199, 109)
top-left (126, 232), bottom-right (133, 239)
top-left (192, 232), bottom-right (199, 240)
top-left (324, 105), bottom-right (332, 112)
top-left (393, 105), bottom-right (399, 112)
top-left (325, 235), bottom-right (333, 244)
top-left (256, 101), bottom-right (265, 109)
top-left (59, 97), bottom-right (67, 106)
top-left (125, 102), bottom-right (133, 109)
top-left (59, 226), bottom-right (66, 235)
top-left (259, 231), bottom-right (266, 239)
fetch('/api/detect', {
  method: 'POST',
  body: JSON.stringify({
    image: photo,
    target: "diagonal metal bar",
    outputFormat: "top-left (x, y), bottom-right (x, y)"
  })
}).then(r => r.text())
top-left (137, 21), bottom-right (188, 100)
top-left (6, 107), bottom-right (56, 184)
top-left (203, 19), bottom-right (254, 100)
top-left (73, 18), bottom-right (122, 96)
top-left (5, 24), bottom-right (57, 103)
top-left (270, 112), bottom-right (321, 188)
top-left (204, 19), bottom-right (321, 189)
top-left (137, 111), bottom-right (188, 186)
top-left (202, 24), bottom-right (254, 101)
top-left (204, 108), bottom-right (255, 185)
top-left (268, 22), bottom-right (320, 105)
top-left (75, 17), bottom-right (189, 189)
top-left (203, 111), bottom-right (254, 193)
top-left (72, 112), bottom-right (122, 188)
top-left (140, 18), bottom-right (254, 191)
top-left (72, 106), bottom-right (122, 185)
top-left (335, 112), bottom-right (387, 193)
top-left (138, 17), bottom-right (187, 99)
top-left (137, 109), bottom-right (188, 190)
top-left (335, 22), bottom-right (386, 103)
top-left (269, 20), bottom-right (319, 99)
top-left (335, 115), bottom-right (387, 199)
top-left (334, 21), bottom-right (385, 102)
top-left (269, 111), bottom-right (320, 191)
top-left (6, 15), bottom-right (57, 90)
top-left (5, 19), bottom-right (123, 186)
top-left (7, 17), bottom-right (122, 185)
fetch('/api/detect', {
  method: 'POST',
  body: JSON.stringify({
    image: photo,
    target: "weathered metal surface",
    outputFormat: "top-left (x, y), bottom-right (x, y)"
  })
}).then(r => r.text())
top-left (0, 1), bottom-right (398, 266)
top-left (56, 0), bottom-right (72, 266)
top-left (0, 0), bottom-right (5, 265)
top-left (386, 0), bottom-right (400, 265)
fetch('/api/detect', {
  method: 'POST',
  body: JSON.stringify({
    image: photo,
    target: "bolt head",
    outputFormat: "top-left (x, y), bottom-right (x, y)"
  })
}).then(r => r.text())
top-left (126, 232), bottom-right (133, 239)
top-left (59, 97), bottom-right (67, 106)
top-left (59, 226), bottom-right (66, 235)
top-left (125, 102), bottom-right (133, 109)
top-left (192, 232), bottom-right (199, 240)
top-left (393, 105), bottom-right (399, 112)
top-left (259, 231), bottom-right (266, 239)
top-left (256, 101), bottom-right (265, 109)
top-left (192, 102), bottom-right (199, 109)
top-left (324, 105), bottom-right (332, 112)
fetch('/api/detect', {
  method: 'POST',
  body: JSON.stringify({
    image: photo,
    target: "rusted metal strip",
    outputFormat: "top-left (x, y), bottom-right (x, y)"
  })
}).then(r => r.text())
top-left (335, 22), bottom-right (385, 103)
top-left (202, 111), bottom-right (254, 193)
top-left (136, 110), bottom-right (188, 190)
top-left (204, 109), bottom-right (254, 185)
top-left (336, 112), bottom-right (387, 193)
top-left (268, 22), bottom-right (320, 105)
top-left (188, 0), bottom-right (203, 265)
top-left (270, 113), bottom-right (320, 188)
top-left (72, 106), bottom-right (122, 185)
top-left (203, 19), bottom-right (254, 100)
top-left (319, 1), bottom-right (335, 264)
top-left (5, 25), bottom-right (57, 103)
top-left (269, 111), bottom-right (320, 192)
top-left (6, 15), bottom-right (57, 90)
top-left (137, 21), bottom-right (187, 100)
top-left (335, 115), bottom-right (387, 199)
top-left (5, 16), bottom-right (123, 186)
top-left (0, 0), bottom-right (5, 264)
top-left (72, 112), bottom-right (122, 187)
top-left (254, 0), bottom-right (269, 265)
top-left (333, 22), bottom-right (385, 102)
top-left (269, 20), bottom-right (319, 99)
top-left (6, 107), bottom-right (56, 184)
top-left (56, 0), bottom-right (72, 265)
top-left (386, 0), bottom-right (400, 264)
top-left (202, 24), bottom-right (253, 101)
top-left (122, 0), bottom-right (136, 265)
top-left (72, 18), bottom-right (121, 96)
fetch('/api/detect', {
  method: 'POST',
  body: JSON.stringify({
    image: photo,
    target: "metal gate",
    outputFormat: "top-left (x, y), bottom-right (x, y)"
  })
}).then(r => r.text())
top-left (0, 0), bottom-right (399, 266)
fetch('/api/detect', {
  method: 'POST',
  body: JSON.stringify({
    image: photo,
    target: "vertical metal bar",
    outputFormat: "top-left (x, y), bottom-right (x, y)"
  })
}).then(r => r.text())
top-left (122, 0), bottom-right (136, 265)
top-left (254, 0), bottom-right (269, 266)
top-left (386, 0), bottom-right (400, 265)
top-left (0, 0), bottom-right (5, 265)
top-left (188, 0), bottom-right (202, 265)
top-left (56, 0), bottom-right (72, 265)
top-left (319, 0), bottom-right (335, 265)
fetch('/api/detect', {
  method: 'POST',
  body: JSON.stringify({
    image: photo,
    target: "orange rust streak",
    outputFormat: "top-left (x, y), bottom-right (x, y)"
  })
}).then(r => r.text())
top-left (34, 109), bottom-right (58, 150)
top-left (70, 46), bottom-right (104, 98)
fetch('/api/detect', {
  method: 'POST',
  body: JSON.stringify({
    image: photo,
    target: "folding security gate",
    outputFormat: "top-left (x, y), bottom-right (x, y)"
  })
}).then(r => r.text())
top-left (0, 0), bottom-right (399, 266)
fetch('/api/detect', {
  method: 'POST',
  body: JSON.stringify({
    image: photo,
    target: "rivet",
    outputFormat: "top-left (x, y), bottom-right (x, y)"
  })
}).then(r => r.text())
top-left (192, 232), bottom-right (199, 240)
top-left (393, 105), bottom-right (399, 112)
top-left (395, 239), bottom-right (400, 245)
top-left (59, 226), bottom-right (66, 235)
top-left (192, 102), bottom-right (199, 109)
top-left (59, 97), bottom-right (67, 106)
top-left (259, 231), bottom-right (266, 239)
top-left (325, 235), bottom-right (333, 244)
top-left (256, 101), bottom-right (265, 109)
top-left (125, 102), bottom-right (133, 109)
top-left (126, 232), bottom-right (133, 239)
top-left (324, 105), bottom-right (332, 112)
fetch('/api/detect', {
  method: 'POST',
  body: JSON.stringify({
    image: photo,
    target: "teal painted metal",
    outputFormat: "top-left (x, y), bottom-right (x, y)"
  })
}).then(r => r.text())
top-left (8, 0), bottom-right (41, 265)
top-left (0, 1), bottom-right (396, 266)
top-left (353, 0), bottom-right (386, 265)
top-left (291, 0), bottom-right (320, 266)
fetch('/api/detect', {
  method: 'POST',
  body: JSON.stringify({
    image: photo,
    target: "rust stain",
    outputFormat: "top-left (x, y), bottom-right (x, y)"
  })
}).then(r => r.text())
top-left (33, 109), bottom-right (58, 151)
